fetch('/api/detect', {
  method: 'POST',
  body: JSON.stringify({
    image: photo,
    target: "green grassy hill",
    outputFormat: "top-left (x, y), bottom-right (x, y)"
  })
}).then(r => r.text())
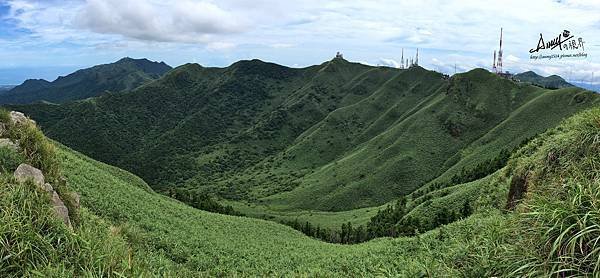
top-left (10, 60), bottom-right (599, 216)
top-left (0, 58), bottom-right (172, 104)
top-left (2, 105), bottom-right (599, 276)
top-left (514, 70), bottom-right (573, 89)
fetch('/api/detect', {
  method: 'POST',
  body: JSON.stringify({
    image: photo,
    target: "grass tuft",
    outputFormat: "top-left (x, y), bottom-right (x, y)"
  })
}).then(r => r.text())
top-left (502, 107), bottom-right (600, 276)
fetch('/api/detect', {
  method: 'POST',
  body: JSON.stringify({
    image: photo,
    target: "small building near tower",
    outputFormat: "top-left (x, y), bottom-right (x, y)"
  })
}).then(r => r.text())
top-left (335, 52), bottom-right (344, 59)
top-left (498, 71), bottom-right (514, 79)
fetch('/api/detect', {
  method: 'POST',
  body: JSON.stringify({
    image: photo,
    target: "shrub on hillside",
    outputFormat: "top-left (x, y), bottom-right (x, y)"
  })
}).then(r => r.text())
top-left (0, 147), bottom-right (25, 173)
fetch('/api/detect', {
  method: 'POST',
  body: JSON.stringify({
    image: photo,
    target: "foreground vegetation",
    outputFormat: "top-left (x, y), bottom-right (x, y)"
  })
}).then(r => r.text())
top-left (1, 104), bottom-right (599, 276)
top-left (0, 109), bottom-right (144, 276)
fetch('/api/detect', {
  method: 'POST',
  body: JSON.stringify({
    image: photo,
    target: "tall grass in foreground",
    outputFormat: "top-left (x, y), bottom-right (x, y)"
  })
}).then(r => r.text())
top-left (504, 107), bottom-right (600, 277)
top-left (0, 109), bottom-right (82, 225)
top-left (0, 176), bottom-right (136, 277)
top-left (0, 109), bottom-right (147, 277)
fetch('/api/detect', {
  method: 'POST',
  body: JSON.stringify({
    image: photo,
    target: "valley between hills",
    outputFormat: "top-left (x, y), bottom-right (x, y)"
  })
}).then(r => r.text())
top-left (1, 57), bottom-right (600, 276)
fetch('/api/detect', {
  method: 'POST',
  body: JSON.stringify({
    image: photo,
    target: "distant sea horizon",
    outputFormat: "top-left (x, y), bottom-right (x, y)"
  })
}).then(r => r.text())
top-left (571, 82), bottom-right (600, 93)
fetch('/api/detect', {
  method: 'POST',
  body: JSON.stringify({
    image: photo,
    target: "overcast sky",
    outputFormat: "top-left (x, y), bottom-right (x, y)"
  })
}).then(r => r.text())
top-left (0, 0), bottom-right (599, 85)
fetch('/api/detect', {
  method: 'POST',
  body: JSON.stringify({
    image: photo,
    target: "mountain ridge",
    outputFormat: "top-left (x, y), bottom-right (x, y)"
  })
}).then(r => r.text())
top-left (514, 70), bottom-right (573, 89)
top-left (0, 57), bottom-right (172, 104)
top-left (8, 59), bottom-right (599, 214)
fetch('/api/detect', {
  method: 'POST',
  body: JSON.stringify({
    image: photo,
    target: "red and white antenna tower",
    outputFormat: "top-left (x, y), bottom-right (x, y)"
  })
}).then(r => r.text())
top-left (497, 28), bottom-right (503, 74)
top-left (415, 48), bottom-right (419, 66)
top-left (493, 50), bottom-right (497, 73)
top-left (401, 48), bottom-right (405, 69)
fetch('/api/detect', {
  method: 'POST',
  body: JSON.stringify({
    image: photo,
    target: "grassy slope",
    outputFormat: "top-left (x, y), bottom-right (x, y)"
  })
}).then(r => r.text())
top-left (55, 106), bottom-right (600, 276)
top-left (224, 199), bottom-right (382, 229)
top-left (418, 86), bottom-right (599, 192)
top-left (398, 106), bottom-right (600, 275)
top-left (262, 70), bottom-right (599, 211)
top-left (58, 143), bottom-right (516, 276)
top-left (4, 105), bottom-right (599, 276)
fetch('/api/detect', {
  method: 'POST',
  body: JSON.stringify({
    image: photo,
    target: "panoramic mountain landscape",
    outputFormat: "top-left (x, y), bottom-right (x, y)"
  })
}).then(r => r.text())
top-left (2, 56), bottom-right (600, 275)
top-left (11, 58), bottom-right (598, 214)
top-left (2, 0), bottom-right (600, 276)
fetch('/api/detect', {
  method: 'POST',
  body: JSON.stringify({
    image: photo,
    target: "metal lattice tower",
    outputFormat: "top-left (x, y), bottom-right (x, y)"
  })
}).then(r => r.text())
top-left (415, 48), bottom-right (419, 66)
top-left (401, 48), bottom-right (404, 69)
top-left (497, 28), bottom-right (503, 73)
top-left (493, 50), bottom-right (497, 73)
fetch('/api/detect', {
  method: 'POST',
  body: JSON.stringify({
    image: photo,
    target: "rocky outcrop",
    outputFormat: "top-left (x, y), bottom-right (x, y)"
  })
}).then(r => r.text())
top-left (0, 138), bottom-right (19, 151)
top-left (14, 164), bottom-right (45, 187)
top-left (14, 163), bottom-right (74, 228)
top-left (9, 111), bottom-right (35, 126)
top-left (50, 191), bottom-right (71, 227)
top-left (5, 112), bottom-right (76, 228)
top-left (42, 183), bottom-right (53, 193)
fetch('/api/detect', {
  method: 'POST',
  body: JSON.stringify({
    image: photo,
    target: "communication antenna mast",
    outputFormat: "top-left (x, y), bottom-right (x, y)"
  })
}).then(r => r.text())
top-left (454, 63), bottom-right (457, 75)
top-left (401, 48), bottom-right (405, 69)
top-left (493, 51), bottom-right (497, 73)
top-left (497, 28), bottom-right (503, 73)
top-left (415, 48), bottom-right (419, 66)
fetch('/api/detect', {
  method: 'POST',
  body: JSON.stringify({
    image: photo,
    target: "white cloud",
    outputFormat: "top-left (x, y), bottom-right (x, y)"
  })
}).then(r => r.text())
top-left (506, 55), bottom-right (520, 62)
top-left (377, 58), bottom-right (400, 68)
top-left (76, 0), bottom-right (247, 43)
top-left (270, 43), bottom-right (294, 49)
top-left (206, 42), bottom-right (236, 51)
top-left (2, 0), bottom-right (600, 84)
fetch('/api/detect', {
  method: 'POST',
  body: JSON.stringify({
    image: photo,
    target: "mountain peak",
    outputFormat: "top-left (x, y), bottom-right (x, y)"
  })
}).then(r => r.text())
top-left (0, 58), bottom-right (172, 104)
top-left (230, 59), bottom-right (271, 67)
top-left (7, 79), bottom-right (51, 95)
top-left (228, 59), bottom-right (296, 79)
top-left (115, 57), bottom-right (157, 63)
top-left (22, 78), bottom-right (51, 85)
top-left (455, 68), bottom-right (496, 80)
top-left (116, 57), bottom-right (140, 63)
top-left (114, 57), bottom-right (172, 69)
top-left (331, 55), bottom-right (348, 62)
top-left (517, 71), bottom-right (541, 78)
top-left (515, 71), bottom-right (572, 89)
